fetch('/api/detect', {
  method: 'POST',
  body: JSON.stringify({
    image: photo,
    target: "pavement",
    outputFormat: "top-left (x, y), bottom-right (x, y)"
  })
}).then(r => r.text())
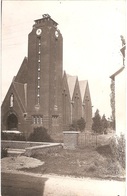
top-left (1, 170), bottom-right (126, 196)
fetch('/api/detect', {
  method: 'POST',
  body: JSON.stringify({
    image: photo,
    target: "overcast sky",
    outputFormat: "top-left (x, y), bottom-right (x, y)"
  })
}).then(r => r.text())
top-left (2, 0), bottom-right (126, 118)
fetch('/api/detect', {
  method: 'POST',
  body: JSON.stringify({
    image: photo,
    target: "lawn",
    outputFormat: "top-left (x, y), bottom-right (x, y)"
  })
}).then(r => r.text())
top-left (22, 133), bottom-right (125, 180)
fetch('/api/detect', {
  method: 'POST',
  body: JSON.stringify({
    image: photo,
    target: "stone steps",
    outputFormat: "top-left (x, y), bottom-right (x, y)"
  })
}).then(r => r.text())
top-left (7, 148), bottom-right (26, 157)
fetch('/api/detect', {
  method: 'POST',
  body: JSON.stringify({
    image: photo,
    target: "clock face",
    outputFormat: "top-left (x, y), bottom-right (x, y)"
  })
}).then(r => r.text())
top-left (36, 29), bottom-right (42, 36)
top-left (55, 31), bottom-right (59, 38)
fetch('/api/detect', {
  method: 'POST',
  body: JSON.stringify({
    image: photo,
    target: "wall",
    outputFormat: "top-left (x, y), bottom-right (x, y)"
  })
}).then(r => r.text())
top-left (115, 68), bottom-right (126, 136)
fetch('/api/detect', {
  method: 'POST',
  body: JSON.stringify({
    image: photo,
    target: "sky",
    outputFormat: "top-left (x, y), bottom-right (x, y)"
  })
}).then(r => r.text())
top-left (1, 0), bottom-right (126, 118)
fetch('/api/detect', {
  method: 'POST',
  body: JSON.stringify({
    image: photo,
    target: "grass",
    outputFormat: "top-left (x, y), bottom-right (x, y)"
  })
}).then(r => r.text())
top-left (20, 132), bottom-right (125, 180)
top-left (21, 146), bottom-right (125, 180)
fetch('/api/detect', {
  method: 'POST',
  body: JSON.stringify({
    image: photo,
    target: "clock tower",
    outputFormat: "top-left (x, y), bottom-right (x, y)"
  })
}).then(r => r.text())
top-left (27, 14), bottom-right (63, 137)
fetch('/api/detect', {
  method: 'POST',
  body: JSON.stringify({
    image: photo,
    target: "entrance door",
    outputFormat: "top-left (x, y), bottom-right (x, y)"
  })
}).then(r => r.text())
top-left (7, 113), bottom-right (18, 130)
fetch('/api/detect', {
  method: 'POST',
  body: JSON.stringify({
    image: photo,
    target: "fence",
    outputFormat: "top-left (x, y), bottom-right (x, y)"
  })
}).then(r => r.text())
top-left (78, 132), bottom-right (98, 148)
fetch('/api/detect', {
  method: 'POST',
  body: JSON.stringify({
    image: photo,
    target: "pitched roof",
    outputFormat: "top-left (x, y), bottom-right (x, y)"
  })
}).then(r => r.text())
top-left (79, 80), bottom-right (88, 101)
top-left (66, 74), bottom-right (77, 99)
top-left (15, 57), bottom-right (28, 84)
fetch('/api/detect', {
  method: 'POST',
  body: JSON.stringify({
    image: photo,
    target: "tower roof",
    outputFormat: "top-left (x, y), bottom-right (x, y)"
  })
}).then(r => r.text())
top-left (34, 14), bottom-right (58, 27)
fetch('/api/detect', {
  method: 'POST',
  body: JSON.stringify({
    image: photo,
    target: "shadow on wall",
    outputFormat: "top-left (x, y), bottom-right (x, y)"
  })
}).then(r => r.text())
top-left (1, 172), bottom-right (48, 196)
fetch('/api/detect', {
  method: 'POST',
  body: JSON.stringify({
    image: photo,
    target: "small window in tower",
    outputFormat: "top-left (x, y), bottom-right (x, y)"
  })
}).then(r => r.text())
top-left (39, 45), bottom-right (41, 52)
top-left (38, 62), bottom-right (40, 70)
top-left (38, 71), bottom-right (40, 78)
top-left (38, 79), bottom-right (40, 86)
top-left (37, 97), bottom-right (40, 105)
top-left (37, 88), bottom-right (40, 95)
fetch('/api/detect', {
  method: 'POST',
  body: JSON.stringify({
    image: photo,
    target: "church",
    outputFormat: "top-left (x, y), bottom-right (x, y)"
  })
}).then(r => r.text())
top-left (1, 14), bottom-right (92, 141)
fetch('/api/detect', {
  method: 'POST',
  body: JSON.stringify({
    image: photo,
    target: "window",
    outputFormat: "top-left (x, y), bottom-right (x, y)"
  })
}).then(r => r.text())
top-left (10, 94), bottom-right (14, 107)
top-left (32, 116), bottom-right (36, 124)
top-left (32, 115), bottom-right (43, 125)
top-left (52, 115), bottom-right (59, 126)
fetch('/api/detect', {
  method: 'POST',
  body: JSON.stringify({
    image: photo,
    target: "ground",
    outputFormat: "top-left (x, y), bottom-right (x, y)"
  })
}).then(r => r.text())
top-left (2, 144), bottom-right (125, 181)
top-left (1, 132), bottom-right (125, 180)
top-left (1, 132), bottom-right (126, 196)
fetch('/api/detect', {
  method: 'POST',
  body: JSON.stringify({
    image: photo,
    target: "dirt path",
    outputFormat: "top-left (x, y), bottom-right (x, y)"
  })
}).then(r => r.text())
top-left (2, 170), bottom-right (126, 196)
top-left (43, 174), bottom-right (126, 196)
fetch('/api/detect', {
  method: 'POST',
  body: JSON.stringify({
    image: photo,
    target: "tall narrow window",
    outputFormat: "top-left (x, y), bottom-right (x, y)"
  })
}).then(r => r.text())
top-left (10, 94), bottom-right (14, 107)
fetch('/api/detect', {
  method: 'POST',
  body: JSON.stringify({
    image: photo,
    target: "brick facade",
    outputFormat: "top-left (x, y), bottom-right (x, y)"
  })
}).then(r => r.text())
top-left (1, 14), bottom-right (92, 141)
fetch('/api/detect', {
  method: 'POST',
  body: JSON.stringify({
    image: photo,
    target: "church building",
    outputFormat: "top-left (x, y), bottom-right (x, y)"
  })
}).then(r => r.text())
top-left (1, 14), bottom-right (92, 141)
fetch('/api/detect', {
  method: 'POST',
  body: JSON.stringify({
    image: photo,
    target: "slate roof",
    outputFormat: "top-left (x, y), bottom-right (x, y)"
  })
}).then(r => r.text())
top-left (79, 80), bottom-right (88, 101)
top-left (66, 74), bottom-right (77, 99)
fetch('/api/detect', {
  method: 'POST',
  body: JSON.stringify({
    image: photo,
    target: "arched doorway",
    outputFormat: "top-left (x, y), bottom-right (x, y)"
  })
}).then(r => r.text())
top-left (7, 113), bottom-right (18, 130)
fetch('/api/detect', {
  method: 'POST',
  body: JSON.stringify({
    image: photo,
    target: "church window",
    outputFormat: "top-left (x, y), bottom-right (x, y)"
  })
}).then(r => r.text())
top-left (10, 94), bottom-right (14, 107)
top-left (32, 115), bottom-right (43, 125)
top-left (37, 116), bottom-right (39, 124)
top-left (40, 116), bottom-right (43, 124)
top-left (32, 116), bottom-right (36, 124)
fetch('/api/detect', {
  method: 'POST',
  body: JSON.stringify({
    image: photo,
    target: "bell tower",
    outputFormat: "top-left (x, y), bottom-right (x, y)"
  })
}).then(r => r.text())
top-left (27, 14), bottom-right (63, 136)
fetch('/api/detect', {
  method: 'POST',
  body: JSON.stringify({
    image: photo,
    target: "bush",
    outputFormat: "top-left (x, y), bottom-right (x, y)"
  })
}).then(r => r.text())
top-left (1, 148), bottom-right (8, 158)
top-left (109, 134), bottom-right (126, 169)
top-left (69, 118), bottom-right (86, 132)
top-left (1, 132), bottom-right (25, 141)
top-left (28, 127), bottom-right (53, 142)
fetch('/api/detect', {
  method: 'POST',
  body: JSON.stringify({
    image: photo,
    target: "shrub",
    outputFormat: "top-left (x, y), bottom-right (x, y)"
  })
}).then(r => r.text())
top-left (77, 118), bottom-right (86, 132)
top-left (1, 131), bottom-right (25, 141)
top-left (109, 134), bottom-right (126, 169)
top-left (69, 118), bottom-right (86, 132)
top-left (1, 148), bottom-right (8, 158)
top-left (28, 127), bottom-right (53, 142)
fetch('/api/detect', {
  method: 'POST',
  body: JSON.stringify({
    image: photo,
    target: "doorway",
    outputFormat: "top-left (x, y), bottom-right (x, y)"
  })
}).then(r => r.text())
top-left (7, 113), bottom-right (18, 130)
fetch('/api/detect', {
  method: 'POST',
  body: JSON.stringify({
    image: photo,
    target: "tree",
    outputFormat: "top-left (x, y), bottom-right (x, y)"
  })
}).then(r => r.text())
top-left (69, 118), bottom-right (86, 132)
top-left (101, 114), bottom-right (108, 134)
top-left (77, 117), bottom-right (86, 132)
top-left (92, 109), bottom-right (102, 134)
top-left (28, 127), bottom-right (53, 142)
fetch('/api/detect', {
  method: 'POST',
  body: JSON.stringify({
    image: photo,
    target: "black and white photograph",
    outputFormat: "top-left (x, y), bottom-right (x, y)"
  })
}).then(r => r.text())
top-left (1, 0), bottom-right (126, 195)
